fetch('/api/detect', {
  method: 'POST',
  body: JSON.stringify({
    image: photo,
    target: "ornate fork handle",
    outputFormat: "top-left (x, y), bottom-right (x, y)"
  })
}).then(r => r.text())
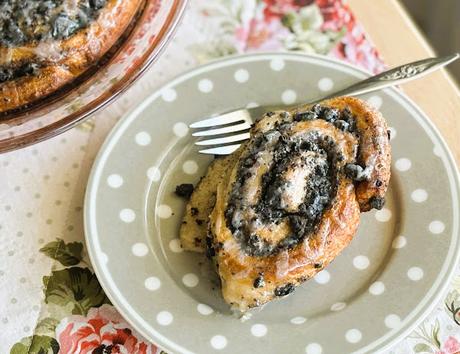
top-left (378, 56), bottom-right (450, 81)
top-left (193, 54), bottom-right (459, 155)
top-left (380, 64), bottom-right (421, 80)
top-left (303, 54), bottom-right (459, 107)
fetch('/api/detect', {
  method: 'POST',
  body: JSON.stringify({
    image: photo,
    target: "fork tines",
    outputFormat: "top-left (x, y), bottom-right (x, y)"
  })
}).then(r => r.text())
top-left (190, 109), bottom-right (253, 155)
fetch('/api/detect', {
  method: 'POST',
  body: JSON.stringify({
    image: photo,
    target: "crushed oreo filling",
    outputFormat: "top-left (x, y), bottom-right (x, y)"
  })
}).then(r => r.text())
top-left (0, 63), bottom-right (40, 83)
top-left (294, 105), bottom-right (357, 133)
top-left (223, 106), bottom-right (353, 257)
top-left (175, 183), bottom-right (194, 199)
top-left (274, 283), bottom-right (295, 297)
top-left (191, 207), bottom-right (199, 216)
top-left (369, 196), bottom-right (385, 210)
top-left (253, 274), bottom-right (265, 288)
top-left (344, 163), bottom-right (370, 182)
top-left (0, 0), bottom-right (108, 47)
top-left (205, 235), bottom-right (215, 259)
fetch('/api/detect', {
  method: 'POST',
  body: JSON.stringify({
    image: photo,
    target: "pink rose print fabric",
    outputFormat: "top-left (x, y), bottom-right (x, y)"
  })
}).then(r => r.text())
top-left (55, 305), bottom-right (158, 354)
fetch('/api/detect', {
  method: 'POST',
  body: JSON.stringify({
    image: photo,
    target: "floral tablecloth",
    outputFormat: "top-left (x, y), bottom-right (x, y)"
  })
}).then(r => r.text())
top-left (2, 1), bottom-right (460, 353)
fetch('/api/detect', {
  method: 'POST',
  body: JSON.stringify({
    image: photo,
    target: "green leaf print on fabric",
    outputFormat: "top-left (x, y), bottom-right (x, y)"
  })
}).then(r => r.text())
top-left (10, 335), bottom-right (59, 354)
top-left (10, 240), bottom-right (119, 352)
top-left (39, 239), bottom-right (83, 266)
top-left (413, 343), bottom-right (433, 353)
top-left (43, 267), bottom-right (110, 316)
top-left (445, 289), bottom-right (460, 325)
top-left (280, 5), bottom-right (345, 54)
top-left (411, 320), bottom-right (443, 353)
top-left (35, 318), bottom-right (60, 337)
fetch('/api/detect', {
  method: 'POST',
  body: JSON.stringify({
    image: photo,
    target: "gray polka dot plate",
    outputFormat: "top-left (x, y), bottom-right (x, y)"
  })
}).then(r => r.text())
top-left (84, 53), bottom-right (460, 354)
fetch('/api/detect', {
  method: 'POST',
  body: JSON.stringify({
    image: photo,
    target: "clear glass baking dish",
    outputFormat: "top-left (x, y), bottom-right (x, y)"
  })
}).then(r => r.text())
top-left (0, 0), bottom-right (188, 153)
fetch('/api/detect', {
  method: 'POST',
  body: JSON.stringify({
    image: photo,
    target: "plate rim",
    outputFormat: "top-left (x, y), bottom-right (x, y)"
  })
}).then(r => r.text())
top-left (84, 52), bottom-right (460, 354)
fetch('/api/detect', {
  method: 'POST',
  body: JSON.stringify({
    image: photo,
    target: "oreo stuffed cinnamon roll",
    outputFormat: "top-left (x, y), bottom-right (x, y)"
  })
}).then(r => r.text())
top-left (0, 0), bottom-right (145, 113)
top-left (180, 97), bottom-right (391, 311)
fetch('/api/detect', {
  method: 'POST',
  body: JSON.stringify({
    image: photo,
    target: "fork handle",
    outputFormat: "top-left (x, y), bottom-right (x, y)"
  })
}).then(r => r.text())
top-left (297, 53), bottom-right (459, 109)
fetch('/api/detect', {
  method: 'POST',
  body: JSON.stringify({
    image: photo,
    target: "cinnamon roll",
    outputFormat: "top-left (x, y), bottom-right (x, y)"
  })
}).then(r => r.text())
top-left (180, 97), bottom-right (391, 311)
top-left (0, 0), bottom-right (145, 113)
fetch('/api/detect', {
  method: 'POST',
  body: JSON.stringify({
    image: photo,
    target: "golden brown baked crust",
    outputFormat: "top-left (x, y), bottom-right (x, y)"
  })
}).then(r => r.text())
top-left (0, 0), bottom-right (144, 113)
top-left (180, 153), bottom-right (242, 252)
top-left (180, 97), bottom-right (391, 311)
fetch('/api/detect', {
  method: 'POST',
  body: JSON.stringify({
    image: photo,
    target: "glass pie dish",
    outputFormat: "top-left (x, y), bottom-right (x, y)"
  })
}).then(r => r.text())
top-left (0, 0), bottom-right (188, 153)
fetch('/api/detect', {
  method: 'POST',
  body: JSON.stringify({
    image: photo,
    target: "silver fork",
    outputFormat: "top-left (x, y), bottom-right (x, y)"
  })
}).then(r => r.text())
top-left (190, 54), bottom-right (459, 155)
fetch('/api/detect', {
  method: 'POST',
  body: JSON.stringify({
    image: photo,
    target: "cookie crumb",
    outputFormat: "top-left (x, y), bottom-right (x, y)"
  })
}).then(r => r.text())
top-left (175, 183), bottom-right (194, 198)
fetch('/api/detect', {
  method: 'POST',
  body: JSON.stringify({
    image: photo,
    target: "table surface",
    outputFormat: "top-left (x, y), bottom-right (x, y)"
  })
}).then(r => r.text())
top-left (2, 1), bottom-right (460, 353)
top-left (350, 0), bottom-right (460, 164)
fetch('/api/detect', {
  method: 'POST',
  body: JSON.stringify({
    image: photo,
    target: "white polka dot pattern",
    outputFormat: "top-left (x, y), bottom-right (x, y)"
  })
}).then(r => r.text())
top-left (270, 58), bottom-right (285, 71)
top-left (107, 174), bottom-right (123, 188)
top-left (318, 77), bottom-right (334, 91)
top-left (147, 166), bottom-right (161, 182)
top-left (385, 314), bottom-right (401, 329)
top-left (135, 132), bottom-right (151, 146)
top-left (429, 221), bottom-right (445, 234)
top-left (234, 69), bottom-right (250, 83)
top-left (156, 311), bottom-right (173, 326)
top-left (157, 204), bottom-right (172, 219)
top-left (290, 316), bottom-right (307, 324)
top-left (210, 335), bottom-right (227, 350)
top-left (183, 160), bottom-right (198, 175)
top-left (411, 189), bottom-right (428, 203)
top-left (375, 208), bottom-right (392, 222)
top-left (161, 88), bottom-right (177, 102)
top-left (345, 329), bottom-right (362, 343)
top-left (169, 238), bottom-right (183, 253)
top-left (198, 79), bottom-right (214, 93)
top-left (392, 236), bottom-right (407, 249)
top-left (353, 255), bottom-right (370, 270)
top-left (131, 243), bottom-right (148, 257)
top-left (173, 122), bottom-right (189, 137)
top-left (251, 324), bottom-right (267, 337)
top-left (407, 267), bottom-right (424, 281)
top-left (305, 343), bottom-right (323, 354)
top-left (369, 281), bottom-right (385, 295)
top-left (314, 270), bottom-right (330, 284)
top-left (395, 158), bottom-right (412, 172)
top-left (433, 145), bottom-right (443, 157)
top-left (119, 209), bottom-right (136, 223)
top-left (197, 303), bottom-right (214, 315)
top-left (182, 273), bottom-right (199, 287)
top-left (281, 90), bottom-right (297, 105)
top-left (144, 277), bottom-right (161, 291)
